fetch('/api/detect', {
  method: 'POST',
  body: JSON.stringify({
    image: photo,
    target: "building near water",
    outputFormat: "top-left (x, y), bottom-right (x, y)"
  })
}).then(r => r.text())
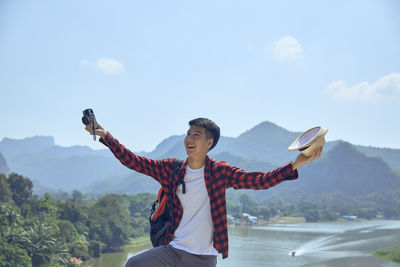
top-left (243, 213), bottom-right (258, 224)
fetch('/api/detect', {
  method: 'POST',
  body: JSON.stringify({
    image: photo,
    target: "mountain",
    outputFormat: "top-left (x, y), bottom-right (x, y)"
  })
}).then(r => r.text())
top-left (0, 136), bottom-right (55, 159)
top-left (213, 152), bottom-right (277, 171)
top-left (1, 120), bottom-right (399, 196)
top-left (148, 135), bottom-right (185, 158)
top-left (153, 121), bottom-right (397, 172)
top-left (0, 153), bottom-right (10, 175)
top-left (87, 140), bottom-right (400, 214)
top-left (146, 121), bottom-right (305, 165)
top-left (155, 122), bottom-right (399, 173)
top-left (355, 145), bottom-right (400, 172)
top-left (241, 141), bottom-right (400, 207)
top-left (208, 121), bottom-right (300, 164)
top-left (0, 136), bottom-right (131, 191)
top-left (138, 121), bottom-right (302, 163)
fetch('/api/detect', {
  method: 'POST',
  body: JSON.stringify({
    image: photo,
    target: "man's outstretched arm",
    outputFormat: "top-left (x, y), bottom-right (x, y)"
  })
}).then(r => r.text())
top-left (84, 122), bottom-right (171, 184)
top-left (224, 147), bottom-right (322, 190)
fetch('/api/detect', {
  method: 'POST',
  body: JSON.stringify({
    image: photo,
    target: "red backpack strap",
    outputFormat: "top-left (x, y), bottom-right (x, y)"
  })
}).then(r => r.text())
top-left (152, 188), bottom-right (166, 221)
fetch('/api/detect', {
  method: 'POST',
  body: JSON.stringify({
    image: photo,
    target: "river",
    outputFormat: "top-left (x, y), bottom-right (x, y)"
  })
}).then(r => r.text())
top-left (92, 220), bottom-right (400, 267)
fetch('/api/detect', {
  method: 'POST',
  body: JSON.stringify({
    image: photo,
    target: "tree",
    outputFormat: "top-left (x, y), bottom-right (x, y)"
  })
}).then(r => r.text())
top-left (68, 240), bottom-right (90, 261)
top-left (56, 220), bottom-right (79, 244)
top-left (382, 207), bottom-right (400, 219)
top-left (0, 174), bottom-right (12, 203)
top-left (256, 206), bottom-right (271, 220)
top-left (227, 200), bottom-right (240, 217)
top-left (0, 238), bottom-right (32, 267)
top-left (304, 210), bottom-right (320, 222)
top-left (15, 221), bottom-right (69, 267)
top-left (88, 195), bottom-right (131, 251)
top-left (8, 173), bottom-right (33, 206)
top-left (31, 193), bottom-right (58, 218)
top-left (128, 193), bottom-right (155, 218)
top-left (239, 192), bottom-right (256, 214)
top-left (71, 190), bottom-right (83, 204)
top-left (57, 201), bottom-right (84, 224)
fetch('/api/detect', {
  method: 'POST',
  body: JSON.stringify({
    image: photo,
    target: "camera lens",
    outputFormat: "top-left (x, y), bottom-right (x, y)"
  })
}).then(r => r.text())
top-left (82, 117), bottom-right (90, 125)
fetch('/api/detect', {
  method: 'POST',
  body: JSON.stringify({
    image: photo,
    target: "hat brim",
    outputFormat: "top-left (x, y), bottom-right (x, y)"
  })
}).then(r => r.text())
top-left (288, 126), bottom-right (328, 151)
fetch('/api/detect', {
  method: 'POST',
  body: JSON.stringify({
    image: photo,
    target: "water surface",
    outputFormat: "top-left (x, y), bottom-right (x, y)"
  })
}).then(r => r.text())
top-left (94, 220), bottom-right (400, 267)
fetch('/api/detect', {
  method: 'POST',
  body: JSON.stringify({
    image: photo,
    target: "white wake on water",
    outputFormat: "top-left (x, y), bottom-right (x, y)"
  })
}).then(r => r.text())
top-left (288, 225), bottom-right (383, 258)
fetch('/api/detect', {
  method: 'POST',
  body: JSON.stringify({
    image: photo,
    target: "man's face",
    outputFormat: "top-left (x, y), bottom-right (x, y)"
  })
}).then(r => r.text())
top-left (184, 125), bottom-right (213, 158)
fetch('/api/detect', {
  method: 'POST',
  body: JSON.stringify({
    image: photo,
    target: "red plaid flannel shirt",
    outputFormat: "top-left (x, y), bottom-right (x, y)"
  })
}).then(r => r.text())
top-left (100, 132), bottom-right (298, 259)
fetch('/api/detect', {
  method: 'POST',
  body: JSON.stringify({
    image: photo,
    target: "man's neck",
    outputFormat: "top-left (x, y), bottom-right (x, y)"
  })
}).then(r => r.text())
top-left (187, 155), bottom-right (207, 170)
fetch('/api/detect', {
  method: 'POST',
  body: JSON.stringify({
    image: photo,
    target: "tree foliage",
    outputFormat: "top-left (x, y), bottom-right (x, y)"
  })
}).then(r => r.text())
top-left (0, 173), bottom-right (156, 266)
top-left (8, 173), bottom-right (33, 206)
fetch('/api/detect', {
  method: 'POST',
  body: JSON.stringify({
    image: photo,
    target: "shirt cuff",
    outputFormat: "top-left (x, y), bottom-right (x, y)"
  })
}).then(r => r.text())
top-left (283, 161), bottom-right (299, 180)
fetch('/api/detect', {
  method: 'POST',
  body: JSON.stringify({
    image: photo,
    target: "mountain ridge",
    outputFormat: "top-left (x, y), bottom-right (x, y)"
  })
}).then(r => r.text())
top-left (1, 120), bottom-right (399, 195)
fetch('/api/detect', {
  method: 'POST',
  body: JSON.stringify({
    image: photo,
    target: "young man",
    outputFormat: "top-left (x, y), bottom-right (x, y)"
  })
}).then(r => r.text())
top-left (85, 118), bottom-right (322, 267)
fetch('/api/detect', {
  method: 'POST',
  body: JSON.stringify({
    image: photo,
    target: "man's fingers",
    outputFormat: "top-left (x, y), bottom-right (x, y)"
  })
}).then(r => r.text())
top-left (85, 122), bottom-right (94, 134)
top-left (313, 147), bottom-right (323, 159)
top-left (84, 121), bottom-right (105, 139)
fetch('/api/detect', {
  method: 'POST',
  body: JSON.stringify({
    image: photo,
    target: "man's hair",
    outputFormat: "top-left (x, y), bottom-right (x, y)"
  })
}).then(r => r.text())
top-left (189, 118), bottom-right (220, 151)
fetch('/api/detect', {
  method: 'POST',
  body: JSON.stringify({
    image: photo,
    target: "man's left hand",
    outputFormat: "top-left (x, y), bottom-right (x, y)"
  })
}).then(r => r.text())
top-left (292, 147), bottom-right (323, 170)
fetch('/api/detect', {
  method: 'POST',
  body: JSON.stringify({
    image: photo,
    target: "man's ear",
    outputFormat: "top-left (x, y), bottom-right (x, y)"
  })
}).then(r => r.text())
top-left (207, 138), bottom-right (213, 150)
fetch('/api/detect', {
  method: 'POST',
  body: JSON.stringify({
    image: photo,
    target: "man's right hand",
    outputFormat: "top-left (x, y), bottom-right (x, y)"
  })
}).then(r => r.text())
top-left (85, 121), bottom-right (107, 139)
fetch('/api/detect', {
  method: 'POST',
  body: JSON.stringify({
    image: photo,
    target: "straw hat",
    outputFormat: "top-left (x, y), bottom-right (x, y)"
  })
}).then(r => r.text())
top-left (288, 126), bottom-right (328, 157)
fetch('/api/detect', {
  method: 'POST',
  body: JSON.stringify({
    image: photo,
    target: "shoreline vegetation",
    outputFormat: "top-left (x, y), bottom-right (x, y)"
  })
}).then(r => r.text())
top-left (373, 244), bottom-right (400, 264)
top-left (82, 236), bottom-right (152, 267)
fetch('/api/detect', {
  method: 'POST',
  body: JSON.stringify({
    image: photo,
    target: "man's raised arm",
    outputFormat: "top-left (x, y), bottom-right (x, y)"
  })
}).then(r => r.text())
top-left (84, 122), bottom-right (171, 184)
top-left (223, 147), bottom-right (322, 190)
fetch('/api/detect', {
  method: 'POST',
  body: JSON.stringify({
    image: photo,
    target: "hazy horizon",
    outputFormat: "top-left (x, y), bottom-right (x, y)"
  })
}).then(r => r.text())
top-left (1, 119), bottom-right (399, 152)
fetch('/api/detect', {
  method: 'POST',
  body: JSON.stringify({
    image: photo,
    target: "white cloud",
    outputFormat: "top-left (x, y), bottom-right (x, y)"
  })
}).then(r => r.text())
top-left (81, 59), bottom-right (89, 65)
top-left (94, 58), bottom-right (125, 74)
top-left (324, 73), bottom-right (400, 102)
top-left (272, 36), bottom-right (303, 61)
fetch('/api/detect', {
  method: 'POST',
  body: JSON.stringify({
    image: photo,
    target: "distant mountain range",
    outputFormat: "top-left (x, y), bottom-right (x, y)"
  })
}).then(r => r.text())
top-left (235, 141), bottom-right (400, 207)
top-left (1, 121), bottom-right (400, 208)
top-left (0, 136), bottom-right (132, 191)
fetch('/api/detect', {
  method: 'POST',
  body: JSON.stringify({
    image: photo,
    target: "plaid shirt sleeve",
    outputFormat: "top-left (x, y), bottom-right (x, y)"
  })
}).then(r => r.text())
top-left (99, 131), bottom-right (172, 184)
top-left (222, 161), bottom-right (298, 190)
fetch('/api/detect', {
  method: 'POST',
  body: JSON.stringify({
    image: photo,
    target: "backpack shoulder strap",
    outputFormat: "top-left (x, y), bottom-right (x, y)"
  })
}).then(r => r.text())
top-left (168, 158), bottom-right (185, 233)
top-left (172, 159), bottom-right (185, 193)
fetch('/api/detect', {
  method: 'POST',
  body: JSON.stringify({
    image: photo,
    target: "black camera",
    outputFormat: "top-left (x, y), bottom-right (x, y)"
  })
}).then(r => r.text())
top-left (82, 108), bottom-right (98, 141)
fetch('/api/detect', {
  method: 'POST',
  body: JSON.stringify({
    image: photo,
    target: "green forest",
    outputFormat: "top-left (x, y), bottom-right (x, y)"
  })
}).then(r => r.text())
top-left (0, 172), bottom-right (154, 267)
top-left (1, 172), bottom-right (400, 266)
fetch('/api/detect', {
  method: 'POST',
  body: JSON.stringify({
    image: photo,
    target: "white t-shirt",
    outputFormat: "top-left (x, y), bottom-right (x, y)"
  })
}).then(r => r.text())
top-left (169, 165), bottom-right (219, 256)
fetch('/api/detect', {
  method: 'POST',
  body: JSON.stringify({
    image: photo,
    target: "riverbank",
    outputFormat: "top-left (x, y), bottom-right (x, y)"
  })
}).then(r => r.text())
top-left (127, 235), bottom-right (152, 248)
top-left (83, 236), bottom-right (152, 267)
top-left (373, 243), bottom-right (400, 264)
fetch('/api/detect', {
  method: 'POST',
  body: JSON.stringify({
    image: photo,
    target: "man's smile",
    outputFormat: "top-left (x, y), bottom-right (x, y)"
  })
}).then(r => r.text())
top-left (186, 144), bottom-right (196, 150)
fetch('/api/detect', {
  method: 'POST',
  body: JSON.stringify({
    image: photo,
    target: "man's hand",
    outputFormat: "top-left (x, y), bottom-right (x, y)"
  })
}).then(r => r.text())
top-left (292, 146), bottom-right (323, 170)
top-left (85, 121), bottom-right (107, 139)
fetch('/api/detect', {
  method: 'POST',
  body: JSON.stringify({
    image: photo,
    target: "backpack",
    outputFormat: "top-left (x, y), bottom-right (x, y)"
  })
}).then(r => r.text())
top-left (149, 159), bottom-right (185, 247)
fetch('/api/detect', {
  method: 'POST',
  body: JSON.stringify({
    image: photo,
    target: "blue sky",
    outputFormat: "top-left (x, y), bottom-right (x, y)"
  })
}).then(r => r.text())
top-left (1, 0), bottom-right (399, 152)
